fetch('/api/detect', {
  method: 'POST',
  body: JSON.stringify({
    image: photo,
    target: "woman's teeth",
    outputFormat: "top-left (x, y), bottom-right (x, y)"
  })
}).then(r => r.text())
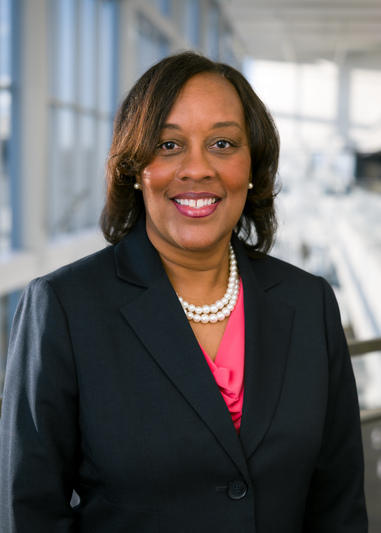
top-left (174, 198), bottom-right (217, 209)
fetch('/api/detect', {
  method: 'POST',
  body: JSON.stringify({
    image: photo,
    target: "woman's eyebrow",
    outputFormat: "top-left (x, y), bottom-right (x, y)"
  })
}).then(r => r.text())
top-left (212, 121), bottom-right (243, 131)
top-left (162, 123), bottom-right (181, 130)
top-left (162, 121), bottom-right (243, 131)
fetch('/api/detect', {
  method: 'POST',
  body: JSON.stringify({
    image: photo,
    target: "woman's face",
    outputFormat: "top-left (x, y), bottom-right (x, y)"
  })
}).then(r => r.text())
top-left (138, 72), bottom-right (252, 256)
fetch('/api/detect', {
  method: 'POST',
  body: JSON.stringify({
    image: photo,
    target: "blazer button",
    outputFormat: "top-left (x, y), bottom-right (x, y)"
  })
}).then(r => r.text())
top-left (227, 479), bottom-right (248, 500)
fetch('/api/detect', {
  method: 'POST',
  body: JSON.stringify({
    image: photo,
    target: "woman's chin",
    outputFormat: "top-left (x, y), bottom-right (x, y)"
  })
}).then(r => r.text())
top-left (170, 231), bottom-right (233, 254)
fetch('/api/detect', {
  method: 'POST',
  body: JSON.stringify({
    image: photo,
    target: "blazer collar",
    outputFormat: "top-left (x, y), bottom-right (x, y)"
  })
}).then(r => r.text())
top-left (115, 218), bottom-right (294, 477)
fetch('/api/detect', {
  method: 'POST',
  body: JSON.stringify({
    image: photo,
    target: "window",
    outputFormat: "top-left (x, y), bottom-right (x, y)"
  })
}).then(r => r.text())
top-left (149, 0), bottom-right (171, 17)
top-left (48, 0), bottom-right (118, 238)
top-left (0, 0), bottom-right (12, 252)
top-left (0, 0), bottom-right (22, 397)
top-left (136, 15), bottom-right (170, 78)
top-left (220, 26), bottom-right (239, 69)
top-left (184, 0), bottom-right (200, 47)
top-left (206, 2), bottom-right (220, 60)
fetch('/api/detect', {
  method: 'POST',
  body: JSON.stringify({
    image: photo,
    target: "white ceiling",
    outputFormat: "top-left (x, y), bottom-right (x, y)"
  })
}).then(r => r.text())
top-left (222, 0), bottom-right (381, 64)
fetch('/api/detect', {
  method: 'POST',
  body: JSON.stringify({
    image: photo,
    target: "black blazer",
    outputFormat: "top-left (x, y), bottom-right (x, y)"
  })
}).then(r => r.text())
top-left (0, 216), bottom-right (367, 532)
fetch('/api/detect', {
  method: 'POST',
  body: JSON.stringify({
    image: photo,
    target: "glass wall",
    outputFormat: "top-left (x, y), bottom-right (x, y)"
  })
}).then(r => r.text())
top-left (149, 0), bottom-right (171, 17)
top-left (0, 0), bottom-right (12, 253)
top-left (136, 15), bottom-right (170, 78)
top-left (206, 2), bottom-right (219, 60)
top-left (220, 24), bottom-right (240, 69)
top-left (0, 0), bottom-right (18, 396)
top-left (48, 0), bottom-right (118, 238)
top-left (184, 0), bottom-right (200, 48)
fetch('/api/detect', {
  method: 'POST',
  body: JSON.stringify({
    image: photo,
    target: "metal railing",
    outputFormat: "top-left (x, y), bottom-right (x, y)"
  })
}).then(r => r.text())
top-left (348, 337), bottom-right (381, 425)
top-left (1, 338), bottom-right (381, 424)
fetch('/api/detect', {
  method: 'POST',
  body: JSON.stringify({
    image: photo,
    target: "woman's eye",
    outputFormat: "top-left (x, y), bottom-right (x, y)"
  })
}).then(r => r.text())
top-left (213, 140), bottom-right (232, 149)
top-left (159, 141), bottom-right (178, 151)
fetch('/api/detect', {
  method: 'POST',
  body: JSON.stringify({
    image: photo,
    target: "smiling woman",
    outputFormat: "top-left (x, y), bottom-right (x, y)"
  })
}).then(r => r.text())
top-left (101, 52), bottom-right (280, 255)
top-left (0, 51), bottom-right (368, 532)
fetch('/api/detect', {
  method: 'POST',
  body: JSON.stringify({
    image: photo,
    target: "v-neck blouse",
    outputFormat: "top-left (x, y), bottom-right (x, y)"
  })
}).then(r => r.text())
top-left (199, 279), bottom-right (245, 432)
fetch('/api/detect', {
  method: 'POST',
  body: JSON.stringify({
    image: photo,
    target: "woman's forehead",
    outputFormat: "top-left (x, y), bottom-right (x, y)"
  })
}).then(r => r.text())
top-left (166, 72), bottom-right (246, 125)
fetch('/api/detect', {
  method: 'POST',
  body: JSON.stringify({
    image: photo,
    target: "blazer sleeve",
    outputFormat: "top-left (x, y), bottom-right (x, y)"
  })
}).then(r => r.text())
top-left (0, 278), bottom-right (78, 532)
top-left (303, 278), bottom-right (368, 532)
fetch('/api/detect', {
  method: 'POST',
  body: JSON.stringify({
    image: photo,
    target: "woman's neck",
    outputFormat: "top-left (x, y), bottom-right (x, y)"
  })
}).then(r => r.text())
top-left (156, 240), bottom-right (232, 306)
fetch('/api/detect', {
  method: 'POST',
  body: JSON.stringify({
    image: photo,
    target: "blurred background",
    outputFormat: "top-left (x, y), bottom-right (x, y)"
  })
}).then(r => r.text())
top-left (1, 0), bottom-right (381, 529)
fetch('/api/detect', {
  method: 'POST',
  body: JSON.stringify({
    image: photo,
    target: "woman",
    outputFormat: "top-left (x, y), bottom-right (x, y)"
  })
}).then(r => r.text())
top-left (0, 52), bottom-right (367, 532)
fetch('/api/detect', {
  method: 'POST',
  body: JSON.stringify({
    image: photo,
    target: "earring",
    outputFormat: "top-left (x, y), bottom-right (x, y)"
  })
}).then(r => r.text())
top-left (248, 182), bottom-right (253, 190)
top-left (134, 183), bottom-right (141, 190)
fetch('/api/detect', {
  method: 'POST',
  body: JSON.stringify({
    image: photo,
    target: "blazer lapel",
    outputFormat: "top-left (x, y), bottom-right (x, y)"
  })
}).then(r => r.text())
top-left (233, 238), bottom-right (295, 460)
top-left (115, 219), bottom-right (251, 483)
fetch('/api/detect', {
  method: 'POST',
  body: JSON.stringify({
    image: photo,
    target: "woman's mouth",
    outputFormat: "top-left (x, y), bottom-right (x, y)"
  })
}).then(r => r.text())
top-left (173, 198), bottom-right (218, 209)
top-left (171, 194), bottom-right (221, 218)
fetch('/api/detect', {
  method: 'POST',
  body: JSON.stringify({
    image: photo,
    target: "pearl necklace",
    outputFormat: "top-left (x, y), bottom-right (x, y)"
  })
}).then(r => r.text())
top-left (178, 243), bottom-right (240, 324)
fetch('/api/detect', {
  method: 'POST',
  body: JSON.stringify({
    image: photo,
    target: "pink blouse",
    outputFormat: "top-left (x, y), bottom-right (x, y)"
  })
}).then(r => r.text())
top-left (199, 279), bottom-right (245, 432)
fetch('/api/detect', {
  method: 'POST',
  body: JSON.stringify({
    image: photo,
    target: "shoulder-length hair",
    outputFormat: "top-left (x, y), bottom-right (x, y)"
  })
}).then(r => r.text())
top-left (100, 51), bottom-right (280, 255)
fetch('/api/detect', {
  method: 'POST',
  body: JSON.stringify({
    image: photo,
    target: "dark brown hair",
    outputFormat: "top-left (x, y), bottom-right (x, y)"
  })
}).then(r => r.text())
top-left (100, 51), bottom-right (280, 255)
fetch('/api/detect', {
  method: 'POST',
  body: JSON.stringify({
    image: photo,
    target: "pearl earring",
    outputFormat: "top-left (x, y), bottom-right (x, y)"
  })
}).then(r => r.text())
top-left (134, 183), bottom-right (141, 190)
top-left (248, 182), bottom-right (253, 189)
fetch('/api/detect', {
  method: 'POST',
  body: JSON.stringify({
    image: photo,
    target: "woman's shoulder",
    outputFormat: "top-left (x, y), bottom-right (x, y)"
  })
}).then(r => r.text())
top-left (26, 244), bottom-right (116, 301)
top-left (248, 252), bottom-right (339, 312)
top-left (250, 252), bottom-right (326, 288)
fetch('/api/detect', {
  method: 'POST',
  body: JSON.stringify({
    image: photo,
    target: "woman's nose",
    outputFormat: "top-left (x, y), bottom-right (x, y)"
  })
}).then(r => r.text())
top-left (176, 146), bottom-right (216, 182)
